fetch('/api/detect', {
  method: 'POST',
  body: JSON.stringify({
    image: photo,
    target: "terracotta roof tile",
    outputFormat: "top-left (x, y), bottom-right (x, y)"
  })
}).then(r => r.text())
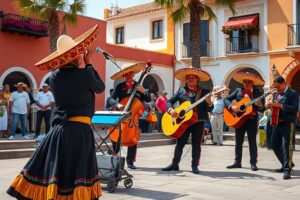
top-left (106, 2), bottom-right (165, 21)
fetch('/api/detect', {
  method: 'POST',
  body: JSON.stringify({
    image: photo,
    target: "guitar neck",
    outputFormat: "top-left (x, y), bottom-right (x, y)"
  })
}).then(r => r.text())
top-left (244, 92), bottom-right (270, 107)
top-left (186, 93), bottom-right (211, 112)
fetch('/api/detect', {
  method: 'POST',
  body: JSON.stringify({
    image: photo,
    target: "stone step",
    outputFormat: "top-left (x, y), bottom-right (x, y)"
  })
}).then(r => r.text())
top-left (0, 148), bottom-right (35, 159)
top-left (0, 140), bottom-right (36, 150)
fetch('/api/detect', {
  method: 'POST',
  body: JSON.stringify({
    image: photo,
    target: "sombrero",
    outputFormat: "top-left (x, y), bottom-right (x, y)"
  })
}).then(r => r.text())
top-left (14, 82), bottom-right (27, 88)
top-left (233, 72), bottom-right (265, 86)
top-left (174, 67), bottom-right (211, 81)
top-left (111, 63), bottom-right (144, 80)
top-left (35, 25), bottom-right (99, 71)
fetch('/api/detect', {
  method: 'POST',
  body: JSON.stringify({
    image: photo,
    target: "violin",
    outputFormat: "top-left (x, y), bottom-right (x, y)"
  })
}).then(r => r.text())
top-left (109, 61), bottom-right (152, 146)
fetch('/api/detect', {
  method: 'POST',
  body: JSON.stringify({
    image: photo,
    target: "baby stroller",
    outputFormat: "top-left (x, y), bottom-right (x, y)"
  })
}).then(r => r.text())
top-left (92, 111), bottom-right (133, 193)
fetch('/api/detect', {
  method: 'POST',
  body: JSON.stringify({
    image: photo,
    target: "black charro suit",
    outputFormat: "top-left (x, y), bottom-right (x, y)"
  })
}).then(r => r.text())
top-left (167, 86), bottom-right (213, 167)
top-left (108, 81), bottom-right (150, 165)
top-left (271, 87), bottom-right (299, 173)
top-left (224, 87), bottom-right (265, 165)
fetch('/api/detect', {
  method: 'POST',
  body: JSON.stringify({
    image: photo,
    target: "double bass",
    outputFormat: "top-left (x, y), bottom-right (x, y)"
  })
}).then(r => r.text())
top-left (109, 61), bottom-right (152, 146)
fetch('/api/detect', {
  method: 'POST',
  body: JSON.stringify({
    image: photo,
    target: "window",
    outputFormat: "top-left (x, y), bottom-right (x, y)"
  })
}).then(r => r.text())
top-left (115, 26), bottom-right (124, 44)
top-left (183, 20), bottom-right (209, 57)
top-left (152, 20), bottom-right (163, 40)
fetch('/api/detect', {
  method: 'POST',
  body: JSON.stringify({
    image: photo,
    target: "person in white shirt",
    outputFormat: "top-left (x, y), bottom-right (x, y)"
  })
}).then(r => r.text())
top-left (8, 82), bottom-right (30, 140)
top-left (210, 86), bottom-right (226, 146)
top-left (34, 83), bottom-right (54, 138)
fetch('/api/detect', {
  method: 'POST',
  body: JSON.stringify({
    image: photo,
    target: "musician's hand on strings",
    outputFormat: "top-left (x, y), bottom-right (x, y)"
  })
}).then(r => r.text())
top-left (265, 102), bottom-right (272, 109)
top-left (169, 109), bottom-right (178, 118)
top-left (272, 102), bottom-right (283, 109)
top-left (116, 103), bottom-right (124, 110)
top-left (136, 85), bottom-right (145, 94)
top-left (231, 105), bottom-right (240, 113)
top-left (255, 100), bottom-right (263, 108)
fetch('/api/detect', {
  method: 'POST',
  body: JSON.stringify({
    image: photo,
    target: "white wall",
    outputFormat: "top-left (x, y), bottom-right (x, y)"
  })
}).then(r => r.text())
top-left (106, 10), bottom-right (168, 51)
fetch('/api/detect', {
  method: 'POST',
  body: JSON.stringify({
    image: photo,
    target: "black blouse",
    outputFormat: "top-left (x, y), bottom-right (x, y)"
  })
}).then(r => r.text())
top-left (49, 65), bottom-right (105, 120)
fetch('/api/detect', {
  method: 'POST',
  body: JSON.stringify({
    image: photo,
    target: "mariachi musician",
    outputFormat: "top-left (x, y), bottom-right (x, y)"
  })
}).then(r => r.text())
top-left (162, 67), bottom-right (213, 174)
top-left (108, 63), bottom-right (150, 169)
top-left (224, 72), bottom-right (265, 171)
top-left (266, 76), bottom-right (299, 179)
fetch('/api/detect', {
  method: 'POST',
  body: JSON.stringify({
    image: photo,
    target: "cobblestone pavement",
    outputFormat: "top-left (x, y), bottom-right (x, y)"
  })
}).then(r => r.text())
top-left (1, 142), bottom-right (300, 200)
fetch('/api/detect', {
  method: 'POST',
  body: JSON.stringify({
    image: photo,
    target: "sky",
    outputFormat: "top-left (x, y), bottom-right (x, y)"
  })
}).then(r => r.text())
top-left (85, 0), bottom-right (153, 19)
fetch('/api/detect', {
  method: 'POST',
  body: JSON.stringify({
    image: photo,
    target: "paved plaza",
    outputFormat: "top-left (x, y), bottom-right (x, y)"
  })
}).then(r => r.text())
top-left (1, 142), bottom-right (300, 200)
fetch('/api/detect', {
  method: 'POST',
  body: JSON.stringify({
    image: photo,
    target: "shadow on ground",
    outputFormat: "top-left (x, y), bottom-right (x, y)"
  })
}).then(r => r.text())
top-left (102, 187), bottom-right (188, 200)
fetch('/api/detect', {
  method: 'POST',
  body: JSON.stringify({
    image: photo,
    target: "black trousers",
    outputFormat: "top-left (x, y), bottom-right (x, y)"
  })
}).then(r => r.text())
top-left (35, 110), bottom-right (51, 135)
top-left (234, 118), bottom-right (258, 164)
top-left (113, 142), bottom-right (137, 164)
top-left (172, 121), bottom-right (204, 167)
top-left (271, 122), bottom-right (294, 172)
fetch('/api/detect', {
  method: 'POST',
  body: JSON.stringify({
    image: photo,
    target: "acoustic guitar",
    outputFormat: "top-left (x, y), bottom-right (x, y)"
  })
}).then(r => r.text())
top-left (162, 86), bottom-right (226, 138)
top-left (224, 91), bottom-right (273, 129)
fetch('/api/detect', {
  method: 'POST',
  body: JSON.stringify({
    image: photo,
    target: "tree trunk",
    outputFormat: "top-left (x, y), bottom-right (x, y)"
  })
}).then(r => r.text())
top-left (48, 11), bottom-right (60, 52)
top-left (189, 0), bottom-right (201, 68)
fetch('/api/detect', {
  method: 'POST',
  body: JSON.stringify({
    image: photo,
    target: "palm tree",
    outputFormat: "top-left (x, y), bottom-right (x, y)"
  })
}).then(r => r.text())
top-left (155, 0), bottom-right (236, 68)
top-left (13, 0), bottom-right (86, 52)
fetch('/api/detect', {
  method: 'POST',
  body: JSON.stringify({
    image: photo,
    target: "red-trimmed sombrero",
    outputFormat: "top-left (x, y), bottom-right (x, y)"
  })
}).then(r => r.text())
top-left (35, 25), bottom-right (99, 71)
top-left (111, 63), bottom-right (144, 80)
top-left (233, 72), bottom-right (265, 86)
top-left (174, 66), bottom-right (211, 81)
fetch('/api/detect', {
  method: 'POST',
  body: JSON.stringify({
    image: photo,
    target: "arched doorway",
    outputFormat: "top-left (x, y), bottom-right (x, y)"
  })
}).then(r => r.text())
top-left (3, 72), bottom-right (31, 92)
top-left (226, 68), bottom-right (264, 94)
top-left (290, 69), bottom-right (300, 94)
top-left (142, 75), bottom-right (159, 95)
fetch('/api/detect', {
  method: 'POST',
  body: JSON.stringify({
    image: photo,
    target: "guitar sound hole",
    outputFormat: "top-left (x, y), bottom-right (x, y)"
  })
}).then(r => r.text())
top-left (179, 110), bottom-right (186, 119)
top-left (239, 105), bottom-right (246, 112)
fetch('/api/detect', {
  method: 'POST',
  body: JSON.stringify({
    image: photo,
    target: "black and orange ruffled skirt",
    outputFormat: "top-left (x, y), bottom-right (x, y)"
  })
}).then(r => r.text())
top-left (7, 121), bottom-right (102, 200)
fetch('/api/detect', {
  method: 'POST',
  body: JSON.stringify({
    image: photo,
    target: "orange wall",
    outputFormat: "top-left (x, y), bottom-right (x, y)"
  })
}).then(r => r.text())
top-left (0, 0), bottom-right (107, 109)
top-left (267, 0), bottom-right (293, 51)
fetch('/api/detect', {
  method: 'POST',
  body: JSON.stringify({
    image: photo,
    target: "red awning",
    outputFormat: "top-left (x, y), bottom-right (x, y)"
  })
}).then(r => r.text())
top-left (223, 15), bottom-right (259, 29)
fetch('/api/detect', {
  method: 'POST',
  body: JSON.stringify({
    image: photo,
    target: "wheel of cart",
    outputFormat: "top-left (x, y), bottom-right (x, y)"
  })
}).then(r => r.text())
top-left (92, 111), bottom-right (134, 193)
top-left (124, 178), bottom-right (133, 188)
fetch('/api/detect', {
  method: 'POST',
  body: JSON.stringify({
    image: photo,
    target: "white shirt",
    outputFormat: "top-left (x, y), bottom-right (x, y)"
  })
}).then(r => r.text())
top-left (212, 97), bottom-right (225, 114)
top-left (35, 91), bottom-right (55, 111)
top-left (10, 91), bottom-right (30, 114)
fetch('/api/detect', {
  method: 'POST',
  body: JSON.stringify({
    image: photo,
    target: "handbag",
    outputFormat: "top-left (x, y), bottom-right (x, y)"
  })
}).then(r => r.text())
top-left (146, 111), bottom-right (158, 122)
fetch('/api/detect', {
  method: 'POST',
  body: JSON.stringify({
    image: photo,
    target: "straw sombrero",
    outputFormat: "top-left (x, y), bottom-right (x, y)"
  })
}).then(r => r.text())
top-left (174, 67), bottom-right (211, 81)
top-left (233, 72), bottom-right (265, 86)
top-left (111, 63), bottom-right (144, 80)
top-left (35, 25), bottom-right (99, 71)
top-left (14, 82), bottom-right (27, 88)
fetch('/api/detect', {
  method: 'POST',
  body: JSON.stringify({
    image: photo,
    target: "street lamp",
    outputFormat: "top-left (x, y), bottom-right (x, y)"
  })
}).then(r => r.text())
top-left (272, 64), bottom-right (276, 78)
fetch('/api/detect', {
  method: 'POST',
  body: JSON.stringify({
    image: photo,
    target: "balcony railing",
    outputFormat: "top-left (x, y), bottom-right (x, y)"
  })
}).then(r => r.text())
top-left (1, 13), bottom-right (48, 37)
top-left (226, 35), bottom-right (259, 54)
top-left (287, 24), bottom-right (300, 46)
top-left (182, 40), bottom-right (210, 58)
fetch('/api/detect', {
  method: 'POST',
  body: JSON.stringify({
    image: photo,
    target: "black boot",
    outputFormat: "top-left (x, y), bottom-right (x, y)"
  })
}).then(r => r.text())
top-left (192, 166), bottom-right (200, 174)
top-left (250, 163), bottom-right (258, 171)
top-left (162, 164), bottom-right (179, 171)
top-left (283, 171), bottom-right (291, 180)
top-left (226, 162), bottom-right (242, 169)
top-left (127, 161), bottom-right (137, 169)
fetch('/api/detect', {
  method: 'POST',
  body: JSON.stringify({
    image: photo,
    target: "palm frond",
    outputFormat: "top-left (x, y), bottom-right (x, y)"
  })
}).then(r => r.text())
top-left (69, 0), bottom-right (86, 14)
top-left (154, 0), bottom-right (175, 8)
top-left (172, 4), bottom-right (189, 22)
top-left (203, 5), bottom-right (217, 21)
top-left (13, 0), bottom-right (46, 18)
top-left (216, 0), bottom-right (236, 15)
top-left (62, 13), bottom-right (77, 26)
